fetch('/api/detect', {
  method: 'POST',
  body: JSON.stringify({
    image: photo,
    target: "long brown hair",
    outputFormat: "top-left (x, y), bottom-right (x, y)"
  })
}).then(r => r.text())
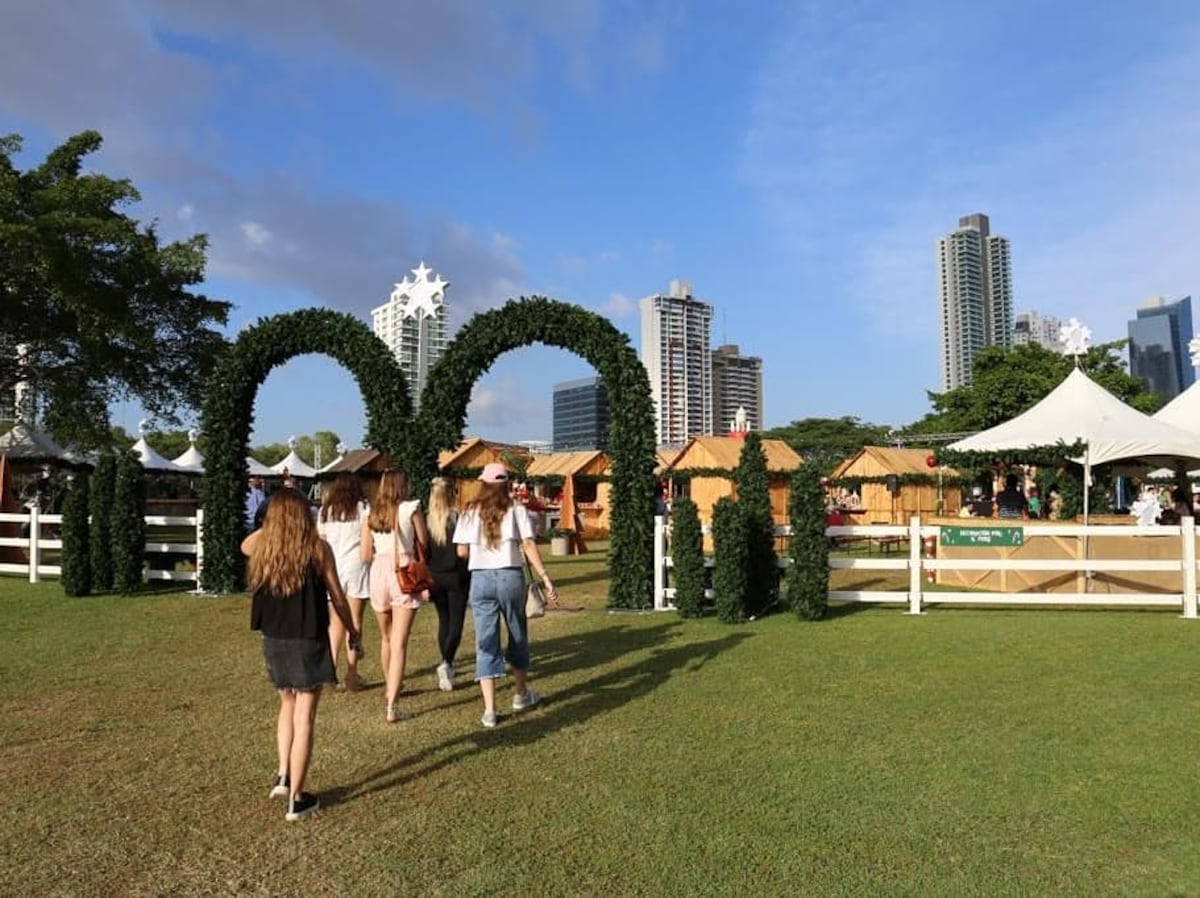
top-left (248, 489), bottom-right (321, 597)
top-left (368, 469), bottom-right (409, 533)
top-left (319, 473), bottom-right (364, 522)
top-left (426, 477), bottom-right (456, 546)
top-left (468, 481), bottom-right (512, 550)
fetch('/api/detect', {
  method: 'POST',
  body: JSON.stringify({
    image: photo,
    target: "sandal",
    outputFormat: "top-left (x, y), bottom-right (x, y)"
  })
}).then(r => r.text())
top-left (386, 703), bottom-right (408, 723)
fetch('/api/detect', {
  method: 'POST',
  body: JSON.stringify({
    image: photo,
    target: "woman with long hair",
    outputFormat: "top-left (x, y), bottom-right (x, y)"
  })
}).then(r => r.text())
top-left (426, 477), bottom-right (470, 691)
top-left (360, 468), bottom-right (430, 723)
top-left (318, 473), bottom-right (370, 691)
top-left (453, 463), bottom-right (557, 728)
top-left (241, 488), bottom-right (358, 822)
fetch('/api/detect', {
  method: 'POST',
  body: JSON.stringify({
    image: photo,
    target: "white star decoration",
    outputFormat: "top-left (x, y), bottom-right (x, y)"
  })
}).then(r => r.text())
top-left (1189, 335), bottom-right (1200, 369)
top-left (390, 261), bottom-right (449, 319)
top-left (1058, 317), bottom-right (1092, 360)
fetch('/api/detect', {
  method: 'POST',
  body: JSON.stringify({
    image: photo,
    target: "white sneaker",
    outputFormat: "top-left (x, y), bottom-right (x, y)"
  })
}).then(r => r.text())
top-left (512, 688), bottom-right (541, 712)
top-left (481, 710), bottom-right (498, 728)
top-left (436, 662), bottom-right (453, 692)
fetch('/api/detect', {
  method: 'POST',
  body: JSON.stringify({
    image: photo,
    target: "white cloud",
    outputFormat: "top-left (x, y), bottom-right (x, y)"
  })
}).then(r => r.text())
top-left (176, 203), bottom-right (194, 222)
top-left (239, 221), bottom-right (272, 248)
top-left (466, 380), bottom-right (547, 430)
top-left (601, 291), bottom-right (635, 318)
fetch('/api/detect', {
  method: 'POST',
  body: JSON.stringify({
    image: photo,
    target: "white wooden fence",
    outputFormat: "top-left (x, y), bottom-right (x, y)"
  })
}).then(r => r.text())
top-left (653, 515), bottom-right (1200, 618)
top-left (0, 508), bottom-right (205, 585)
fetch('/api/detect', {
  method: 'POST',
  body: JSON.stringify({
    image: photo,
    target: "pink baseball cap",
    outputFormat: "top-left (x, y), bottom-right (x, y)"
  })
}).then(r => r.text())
top-left (478, 463), bottom-right (509, 483)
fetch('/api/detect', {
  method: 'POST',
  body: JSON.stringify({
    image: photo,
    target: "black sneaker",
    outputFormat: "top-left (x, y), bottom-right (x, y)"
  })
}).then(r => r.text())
top-left (269, 774), bottom-right (289, 799)
top-left (285, 792), bottom-right (319, 821)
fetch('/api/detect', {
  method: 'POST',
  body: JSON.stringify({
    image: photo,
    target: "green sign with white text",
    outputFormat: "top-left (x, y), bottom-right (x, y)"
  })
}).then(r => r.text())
top-left (940, 525), bottom-right (1024, 547)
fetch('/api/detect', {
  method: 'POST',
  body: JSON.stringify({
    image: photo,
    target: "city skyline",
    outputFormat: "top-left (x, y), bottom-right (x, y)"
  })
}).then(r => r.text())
top-left (4, 3), bottom-right (1199, 446)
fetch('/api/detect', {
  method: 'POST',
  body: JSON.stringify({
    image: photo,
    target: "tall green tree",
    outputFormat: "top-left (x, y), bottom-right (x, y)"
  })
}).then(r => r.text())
top-left (0, 131), bottom-right (230, 449)
top-left (734, 432), bottom-right (777, 616)
top-left (711, 496), bottom-right (748, 623)
top-left (669, 497), bottom-right (706, 618)
top-left (88, 453), bottom-right (116, 591)
top-left (905, 341), bottom-right (1160, 435)
top-left (60, 473), bottom-right (92, 597)
top-left (763, 416), bottom-right (892, 475)
top-left (785, 465), bottom-right (829, 620)
top-left (111, 452), bottom-right (146, 594)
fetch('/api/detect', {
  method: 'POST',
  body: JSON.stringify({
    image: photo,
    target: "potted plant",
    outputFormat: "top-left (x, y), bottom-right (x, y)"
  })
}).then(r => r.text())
top-left (547, 526), bottom-right (573, 556)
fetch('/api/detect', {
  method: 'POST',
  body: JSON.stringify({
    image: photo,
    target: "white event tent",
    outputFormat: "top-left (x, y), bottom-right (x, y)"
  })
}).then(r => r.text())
top-left (246, 456), bottom-right (274, 477)
top-left (270, 437), bottom-right (317, 478)
top-left (131, 422), bottom-right (184, 472)
top-left (947, 368), bottom-right (1200, 518)
top-left (171, 429), bottom-right (205, 473)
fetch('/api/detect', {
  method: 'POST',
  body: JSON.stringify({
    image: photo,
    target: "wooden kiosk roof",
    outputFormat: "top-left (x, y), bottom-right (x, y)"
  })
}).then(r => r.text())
top-left (437, 436), bottom-right (532, 471)
top-left (666, 436), bottom-right (802, 473)
top-left (830, 446), bottom-right (958, 479)
top-left (525, 450), bottom-right (609, 478)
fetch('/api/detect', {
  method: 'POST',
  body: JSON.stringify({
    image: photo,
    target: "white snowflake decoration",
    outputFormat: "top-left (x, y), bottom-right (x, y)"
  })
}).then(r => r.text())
top-left (1058, 317), bottom-right (1092, 360)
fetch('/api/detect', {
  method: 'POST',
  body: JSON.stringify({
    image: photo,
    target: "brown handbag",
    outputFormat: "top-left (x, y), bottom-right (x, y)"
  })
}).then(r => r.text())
top-left (394, 516), bottom-right (435, 595)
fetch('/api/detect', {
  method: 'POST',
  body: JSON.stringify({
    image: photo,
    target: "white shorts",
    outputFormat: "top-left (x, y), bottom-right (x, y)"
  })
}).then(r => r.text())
top-left (337, 561), bottom-right (370, 600)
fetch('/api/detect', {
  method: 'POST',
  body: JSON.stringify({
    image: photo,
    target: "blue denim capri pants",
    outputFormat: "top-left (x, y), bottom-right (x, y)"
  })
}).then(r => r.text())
top-left (468, 567), bottom-right (530, 679)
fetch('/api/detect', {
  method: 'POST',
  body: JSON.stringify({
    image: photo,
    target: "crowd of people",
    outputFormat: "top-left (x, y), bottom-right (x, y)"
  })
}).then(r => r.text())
top-left (959, 474), bottom-right (1062, 520)
top-left (241, 464), bottom-right (557, 821)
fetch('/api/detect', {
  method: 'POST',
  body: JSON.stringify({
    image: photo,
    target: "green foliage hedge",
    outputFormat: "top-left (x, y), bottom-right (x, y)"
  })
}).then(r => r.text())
top-left (199, 309), bottom-right (412, 592)
top-left (88, 453), bottom-right (115, 591)
top-left (111, 452), bottom-right (146, 594)
top-left (735, 432), bottom-right (777, 616)
top-left (786, 465), bottom-right (829, 621)
top-left (669, 497), bottom-right (705, 618)
top-left (711, 496), bottom-right (748, 623)
top-left (60, 473), bottom-right (91, 597)
top-left (415, 297), bottom-right (656, 609)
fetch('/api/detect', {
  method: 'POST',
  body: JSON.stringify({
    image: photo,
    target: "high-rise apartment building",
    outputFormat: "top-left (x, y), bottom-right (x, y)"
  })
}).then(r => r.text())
top-left (639, 280), bottom-right (713, 446)
top-left (1128, 296), bottom-right (1195, 401)
top-left (937, 213), bottom-right (1014, 391)
top-left (1013, 310), bottom-right (1063, 352)
top-left (552, 376), bottom-right (610, 452)
top-left (711, 344), bottom-right (763, 434)
top-left (370, 262), bottom-right (449, 408)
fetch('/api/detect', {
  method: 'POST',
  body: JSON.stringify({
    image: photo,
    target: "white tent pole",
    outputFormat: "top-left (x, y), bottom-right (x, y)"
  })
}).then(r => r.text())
top-left (1083, 446), bottom-right (1091, 591)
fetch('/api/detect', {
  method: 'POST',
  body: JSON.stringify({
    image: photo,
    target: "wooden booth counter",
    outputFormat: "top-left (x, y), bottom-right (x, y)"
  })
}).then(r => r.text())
top-left (929, 516), bottom-right (1190, 594)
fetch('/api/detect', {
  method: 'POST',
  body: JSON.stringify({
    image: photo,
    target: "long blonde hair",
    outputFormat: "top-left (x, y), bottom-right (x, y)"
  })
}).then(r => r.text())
top-left (248, 489), bottom-right (321, 597)
top-left (468, 481), bottom-right (512, 550)
top-left (368, 469), bottom-right (410, 533)
top-left (427, 477), bottom-right (457, 546)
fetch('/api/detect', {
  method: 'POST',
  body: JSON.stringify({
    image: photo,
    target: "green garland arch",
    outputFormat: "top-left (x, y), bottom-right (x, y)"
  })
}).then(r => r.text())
top-left (413, 297), bottom-right (658, 609)
top-left (200, 309), bottom-right (412, 592)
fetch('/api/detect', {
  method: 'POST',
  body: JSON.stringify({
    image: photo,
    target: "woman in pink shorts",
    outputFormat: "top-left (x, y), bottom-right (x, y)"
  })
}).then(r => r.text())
top-left (360, 468), bottom-right (429, 723)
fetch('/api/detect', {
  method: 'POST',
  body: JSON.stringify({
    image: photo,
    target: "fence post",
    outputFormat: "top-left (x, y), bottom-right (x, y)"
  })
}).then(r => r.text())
top-left (28, 504), bottom-right (40, 584)
top-left (906, 515), bottom-right (923, 615)
top-left (1182, 515), bottom-right (1197, 620)
top-left (653, 515), bottom-right (666, 611)
top-left (194, 508), bottom-right (205, 593)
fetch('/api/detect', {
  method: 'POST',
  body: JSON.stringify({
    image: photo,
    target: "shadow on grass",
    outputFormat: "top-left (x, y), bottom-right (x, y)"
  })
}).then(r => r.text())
top-left (329, 619), bottom-right (750, 805)
top-left (552, 568), bottom-right (611, 588)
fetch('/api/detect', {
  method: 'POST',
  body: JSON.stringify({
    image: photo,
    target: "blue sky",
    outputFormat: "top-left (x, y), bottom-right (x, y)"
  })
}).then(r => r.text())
top-left (3, 1), bottom-right (1199, 448)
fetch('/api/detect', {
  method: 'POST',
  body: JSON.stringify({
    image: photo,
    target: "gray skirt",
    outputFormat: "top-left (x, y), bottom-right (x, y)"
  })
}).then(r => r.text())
top-left (262, 636), bottom-right (336, 691)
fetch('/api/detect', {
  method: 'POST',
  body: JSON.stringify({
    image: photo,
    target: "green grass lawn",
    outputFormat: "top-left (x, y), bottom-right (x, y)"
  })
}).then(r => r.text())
top-left (3, 554), bottom-right (1200, 896)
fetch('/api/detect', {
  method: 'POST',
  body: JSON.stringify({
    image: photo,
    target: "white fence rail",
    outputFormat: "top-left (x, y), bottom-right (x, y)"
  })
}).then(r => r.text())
top-left (0, 509), bottom-right (205, 585)
top-left (653, 515), bottom-right (1200, 618)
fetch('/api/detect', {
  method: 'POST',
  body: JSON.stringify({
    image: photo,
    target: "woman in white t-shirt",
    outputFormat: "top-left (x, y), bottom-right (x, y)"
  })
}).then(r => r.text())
top-left (360, 469), bottom-right (430, 723)
top-left (453, 463), bottom-right (557, 729)
top-left (317, 474), bottom-right (370, 692)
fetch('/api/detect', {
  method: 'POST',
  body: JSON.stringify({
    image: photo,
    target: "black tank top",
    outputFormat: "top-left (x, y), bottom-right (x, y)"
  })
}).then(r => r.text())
top-left (250, 562), bottom-right (329, 639)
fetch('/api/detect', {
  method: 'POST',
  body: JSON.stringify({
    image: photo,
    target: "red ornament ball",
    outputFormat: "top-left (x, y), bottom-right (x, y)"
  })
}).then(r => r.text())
top-left (925, 454), bottom-right (937, 468)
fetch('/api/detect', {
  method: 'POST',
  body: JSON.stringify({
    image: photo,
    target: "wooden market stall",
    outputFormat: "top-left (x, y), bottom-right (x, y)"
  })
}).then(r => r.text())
top-left (525, 450), bottom-right (611, 541)
top-left (665, 435), bottom-right (802, 525)
top-left (437, 437), bottom-right (532, 509)
top-left (829, 446), bottom-right (961, 525)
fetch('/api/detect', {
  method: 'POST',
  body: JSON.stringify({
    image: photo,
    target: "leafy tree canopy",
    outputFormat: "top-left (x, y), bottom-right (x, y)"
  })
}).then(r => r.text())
top-left (0, 131), bottom-right (230, 449)
top-left (904, 340), bottom-right (1160, 435)
top-left (763, 416), bottom-right (892, 475)
top-left (249, 431), bottom-right (342, 468)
